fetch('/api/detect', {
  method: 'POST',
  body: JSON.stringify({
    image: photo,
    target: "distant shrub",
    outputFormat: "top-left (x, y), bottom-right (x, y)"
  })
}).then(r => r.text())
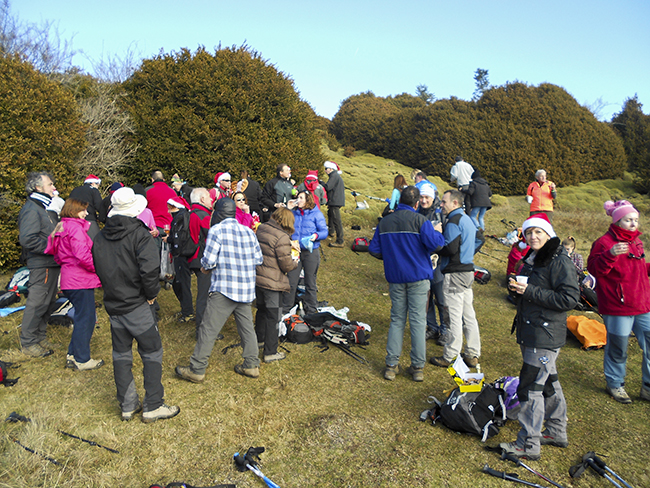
top-left (121, 46), bottom-right (322, 186)
top-left (0, 55), bottom-right (86, 267)
top-left (343, 146), bottom-right (355, 158)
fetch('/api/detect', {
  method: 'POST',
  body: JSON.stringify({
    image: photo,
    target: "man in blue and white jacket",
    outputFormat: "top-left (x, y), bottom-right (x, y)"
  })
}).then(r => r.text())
top-left (369, 186), bottom-right (444, 382)
top-left (430, 189), bottom-right (482, 369)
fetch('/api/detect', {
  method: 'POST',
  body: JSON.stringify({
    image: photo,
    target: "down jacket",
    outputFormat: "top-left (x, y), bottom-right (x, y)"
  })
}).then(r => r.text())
top-left (92, 215), bottom-right (160, 316)
top-left (45, 218), bottom-right (101, 290)
top-left (256, 219), bottom-right (298, 292)
top-left (18, 196), bottom-right (59, 269)
top-left (513, 237), bottom-right (580, 350)
top-left (291, 207), bottom-right (328, 250)
top-left (587, 223), bottom-right (650, 316)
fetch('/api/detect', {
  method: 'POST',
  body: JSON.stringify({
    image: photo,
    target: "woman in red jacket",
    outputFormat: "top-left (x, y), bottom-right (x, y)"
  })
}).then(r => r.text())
top-left (588, 200), bottom-right (650, 404)
top-left (46, 198), bottom-right (103, 371)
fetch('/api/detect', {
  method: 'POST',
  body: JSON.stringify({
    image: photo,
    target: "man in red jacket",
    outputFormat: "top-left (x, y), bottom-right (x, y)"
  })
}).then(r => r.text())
top-left (188, 188), bottom-right (213, 335)
top-left (146, 170), bottom-right (177, 234)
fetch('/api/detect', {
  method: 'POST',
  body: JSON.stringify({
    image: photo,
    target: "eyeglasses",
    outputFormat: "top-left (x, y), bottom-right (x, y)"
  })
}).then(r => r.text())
top-left (628, 252), bottom-right (646, 260)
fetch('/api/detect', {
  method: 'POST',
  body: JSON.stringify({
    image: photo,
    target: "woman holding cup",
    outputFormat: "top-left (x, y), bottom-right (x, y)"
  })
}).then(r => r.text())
top-left (588, 200), bottom-right (650, 404)
top-left (501, 213), bottom-right (579, 460)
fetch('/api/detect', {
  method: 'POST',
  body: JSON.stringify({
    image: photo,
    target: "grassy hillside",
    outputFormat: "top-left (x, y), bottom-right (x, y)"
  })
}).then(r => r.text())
top-left (1, 148), bottom-right (649, 487)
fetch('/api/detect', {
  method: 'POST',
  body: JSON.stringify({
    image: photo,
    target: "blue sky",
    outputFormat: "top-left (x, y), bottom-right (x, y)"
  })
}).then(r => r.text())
top-left (13, 0), bottom-right (650, 121)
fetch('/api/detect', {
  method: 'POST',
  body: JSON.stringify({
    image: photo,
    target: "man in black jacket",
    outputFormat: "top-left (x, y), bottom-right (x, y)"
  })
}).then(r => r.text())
top-left (93, 187), bottom-right (180, 424)
top-left (68, 174), bottom-right (105, 238)
top-left (323, 161), bottom-right (345, 247)
top-left (18, 172), bottom-right (60, 358)
top-left (260, 164), bottom-right (294, 222)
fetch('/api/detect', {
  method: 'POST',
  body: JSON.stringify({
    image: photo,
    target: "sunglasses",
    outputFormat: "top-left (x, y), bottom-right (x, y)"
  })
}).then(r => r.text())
top-left (221, 179), bottom-right (231, 182)
top-left (235, 198), bottom-right (245, 202)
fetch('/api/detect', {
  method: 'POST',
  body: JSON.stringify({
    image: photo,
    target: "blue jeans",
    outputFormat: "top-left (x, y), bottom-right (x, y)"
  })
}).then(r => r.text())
top-left (64, 288), bottom-right (97, 363)
top-left (386, 280), bottom-right (430, 368)
top-left (470, 206), bottom-right (487, 230)
top-left (426, 278), bottom-right (447, 334)
top-left (603, 313), bottom-right (650, 390)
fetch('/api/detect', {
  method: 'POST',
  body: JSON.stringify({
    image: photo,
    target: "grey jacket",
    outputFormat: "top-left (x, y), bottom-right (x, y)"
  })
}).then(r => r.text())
top-left (324, 171), bottom-right (345, 207)
top-left (18, 197), bottom-right (59, 269)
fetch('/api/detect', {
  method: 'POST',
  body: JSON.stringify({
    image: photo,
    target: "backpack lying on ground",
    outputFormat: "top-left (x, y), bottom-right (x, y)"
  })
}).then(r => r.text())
top-left (567, 315), bottom-right (606, 350)
top-left (0, 267), bottom-right (30, 308)
top-left (351, 237), bottom-right (370, 252)
top-left (428, 383), bottom-right (506, 442)
top-left (283, 314), bottom-right (313, 344)
top-left (474, 266), bottom-right (491, 285)
top-left (303, 311), bottom-right (369, 345)
top-left (0, 360), bottom-right (19, 387)
top-left (48, 298), bottom-right (75, 328)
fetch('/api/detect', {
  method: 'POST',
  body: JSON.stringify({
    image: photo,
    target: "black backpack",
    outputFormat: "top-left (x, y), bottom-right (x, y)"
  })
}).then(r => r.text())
top-left (169, 211), bottom-right (198, 258)
top-left (434, 384), bottom-right (506, 442)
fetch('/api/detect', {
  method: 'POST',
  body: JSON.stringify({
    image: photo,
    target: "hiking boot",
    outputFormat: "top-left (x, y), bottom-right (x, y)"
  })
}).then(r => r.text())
top-left (429, 356), bottom-right (451, 368)
top-left (462, 353), bottom-right (479, 368)
top-left (66, 354), bottom-right (74, 369)
top-left (425, 329), bottom-right (439, 341)
top-left (499, 441), bottom-right (541, 461)
top-left (142, 404), bottom-right (180, 423)
top-left (437, 331), bottom-right (450, 346)
top-left (606, 385), bottom-right (632, 404)
top-left (264, 352), bottom-right (286, 363)
top-left (22, 343), bottom-right (53, 358)
top-left (177, 314), bottom-right (195, 323)
top-left (234, 364), bottom-right (260, 378)
top-left (328, 242), bottom-right (344, 248)
top-left (641, 386), bottom-right (650, 402)
top-left (122, 403), bottom-right (142, 421)
top-left (406, 365), bottom-right (424, 382)
top-left (175, 365), bottom-right (205, 383)
top-left (540, 430), bottom-right (569, 448)
top-left (384, 364), bottom-right (399, 381)
top-left (70, 358), bottom-right (104, 371)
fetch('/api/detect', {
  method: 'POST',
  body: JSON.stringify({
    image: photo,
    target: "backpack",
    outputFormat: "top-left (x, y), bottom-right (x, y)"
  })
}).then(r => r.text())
top-left (435, 384), bottom-right (506, 442)
top-left (169, 211), bottom-right (198, 258)
top-left (302, 312), bottom-right (369, 345)
top-left (48, 298), bottom-right (75, 328)
top-left (351, 237), bottom-right (370, 252)
top-left (283, 315), bottom-right (313, 344)
top-left (493, 376), bottom-right (520, 420)
top-left (474, 266), bottom-right (491, 285)
top-left (7, 267), bottom-right (30, 294)
top-left (1, 360), bottom-right (19, 387)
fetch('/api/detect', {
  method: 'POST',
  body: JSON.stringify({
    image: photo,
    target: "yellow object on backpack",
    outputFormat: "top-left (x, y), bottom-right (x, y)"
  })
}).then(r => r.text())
top-left (567, 315), bottom-right (607, 350)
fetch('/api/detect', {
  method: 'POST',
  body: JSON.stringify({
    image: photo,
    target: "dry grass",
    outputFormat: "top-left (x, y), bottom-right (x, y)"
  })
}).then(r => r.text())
top-left (1, 150), bottom-right (650, 487)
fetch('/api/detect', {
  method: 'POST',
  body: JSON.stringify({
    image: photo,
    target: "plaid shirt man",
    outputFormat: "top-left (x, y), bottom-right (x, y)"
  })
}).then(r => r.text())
top-left (201, 217), bottom-right (262, 303)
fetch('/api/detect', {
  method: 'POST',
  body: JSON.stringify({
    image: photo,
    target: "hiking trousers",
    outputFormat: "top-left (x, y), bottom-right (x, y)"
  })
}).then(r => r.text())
top-left (172, 256), bottom-right (194, 318)
top-left (327, 206), bottom-right (344, 244)
top-left (603, 313), bottom-right (650, 390)
top-left (516, 346), bottom-right (567, 453)
top-left (110, 302), bottom-right (165, 414)
top-left (190, 291), bottom-right (260, 374)
top-left (284, 249), bottom-right (320, 314)
top-left (255, 287), bottom-right (282, 356)
top-left (442, 272), bottom-right (481, 362)
top-left (20, 266), bottom-right (60, 348)
top-left (64, 288), bottom-right (97, 363)
top-left (386, 280), bottom-right (429, 368)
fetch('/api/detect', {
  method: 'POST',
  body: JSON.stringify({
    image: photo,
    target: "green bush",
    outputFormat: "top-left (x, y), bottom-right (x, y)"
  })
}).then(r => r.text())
top-left (0, 55), bottom-right (86, 267)
top-left (120, 46), bottom-right (322, 186)
top-left (332, 83), bottom-right (627, 196)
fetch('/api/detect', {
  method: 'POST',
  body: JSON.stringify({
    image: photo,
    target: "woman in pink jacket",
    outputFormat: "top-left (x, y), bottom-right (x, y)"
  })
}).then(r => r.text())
top-left (46, 198), bottom-right (103, 371)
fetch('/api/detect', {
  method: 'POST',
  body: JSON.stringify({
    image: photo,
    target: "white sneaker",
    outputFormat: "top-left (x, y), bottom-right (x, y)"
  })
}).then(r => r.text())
top-left (606, 385), bottom-right (632, 404)
top-left (70, 358), bottom-right (104, 371)
top-left (142, 404), bottom-right (180, 423)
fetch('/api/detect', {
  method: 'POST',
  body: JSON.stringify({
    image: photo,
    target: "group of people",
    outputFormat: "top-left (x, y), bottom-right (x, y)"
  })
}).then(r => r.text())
top-left (16, 161), bottom-right (346, 423)
top-left (370, 160), bottom-right (650, 463)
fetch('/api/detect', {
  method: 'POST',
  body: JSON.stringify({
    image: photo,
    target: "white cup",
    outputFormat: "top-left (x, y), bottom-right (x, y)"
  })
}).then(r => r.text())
top-left (516, 276), bottom-right (528, 284)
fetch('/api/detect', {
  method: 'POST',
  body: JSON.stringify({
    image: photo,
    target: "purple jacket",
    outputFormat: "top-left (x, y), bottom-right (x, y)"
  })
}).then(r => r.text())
top-left (45, 217), bottom-right (101, 290)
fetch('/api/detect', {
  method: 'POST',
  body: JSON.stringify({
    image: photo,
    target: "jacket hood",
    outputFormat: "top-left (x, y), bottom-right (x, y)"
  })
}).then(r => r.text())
top-left (525, 237), bottom-right (563, 267)
top-left (213, 197), bottom-right (236, 223)
top-left (101, 215), bottom-right (148, 240)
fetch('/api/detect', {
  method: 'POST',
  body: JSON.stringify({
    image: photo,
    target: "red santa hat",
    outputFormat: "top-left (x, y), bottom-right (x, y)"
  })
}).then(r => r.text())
top-left (519, 213), bottom-right (556, 248)
top-left (214, 172), bottom-right (223, 185)
top-left (84, 174), bottom-right (101, 185)
top-left (167, 196), bottom-right (189, 209)
top-left (305, 170), bottom-right (319, 181)
top-left (324, 161), bottom-right (342, 174)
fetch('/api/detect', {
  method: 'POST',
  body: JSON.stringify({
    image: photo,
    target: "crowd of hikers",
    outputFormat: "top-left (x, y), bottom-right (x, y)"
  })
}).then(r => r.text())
top-left (13, 159), bottom-right (650, 457)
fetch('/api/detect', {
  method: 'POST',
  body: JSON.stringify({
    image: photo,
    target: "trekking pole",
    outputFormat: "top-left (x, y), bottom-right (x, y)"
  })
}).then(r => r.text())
top-left (482, 465), bottom-right (547, 488)
top-left (583, 453), bottom-right (624, 488)
top-left (58, 430), bottom-right (119, 453)
top-left (234, 447), bottom-right (281, 488)
top-left (12, 438), bottom-right (61, 466)
top-left (502, 452), bottom-right (565, 488)
top-left (591, 454), bottom-right (634, 488)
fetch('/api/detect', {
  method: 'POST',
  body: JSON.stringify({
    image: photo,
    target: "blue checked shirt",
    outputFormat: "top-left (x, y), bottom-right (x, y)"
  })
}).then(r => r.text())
top-left (201, 218), bottom-right (263, 303)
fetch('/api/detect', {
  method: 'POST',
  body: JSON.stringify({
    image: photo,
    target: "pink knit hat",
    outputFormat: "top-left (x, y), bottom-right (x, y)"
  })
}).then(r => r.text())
top-left (604, 200), bottom-right (638, 223)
